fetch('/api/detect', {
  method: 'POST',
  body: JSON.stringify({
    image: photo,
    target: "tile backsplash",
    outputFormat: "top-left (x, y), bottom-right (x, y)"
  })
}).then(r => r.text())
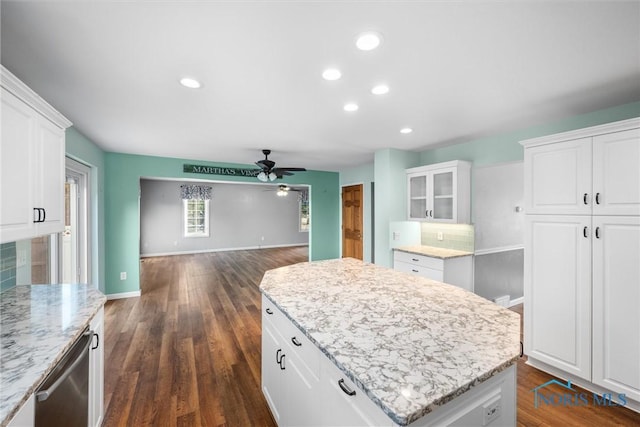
top-left (1, 242), bottom-right (17, 292)
top-left (421, 222), bottom-right (475, 252)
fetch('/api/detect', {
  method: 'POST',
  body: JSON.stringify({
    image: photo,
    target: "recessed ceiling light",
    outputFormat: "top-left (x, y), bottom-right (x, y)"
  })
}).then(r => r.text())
top-left (371, 84), bottom-right (389, 95)
top-left (322, 68), bottom-right (342, 81)
top-left (356, 32), bottom-right (382, 51)
top-left (179, 77), bottom-right (202, 89)
top-left (400, 128), bottom-right (413, 134)
top-left (344, 103), bottom-right (359, 112)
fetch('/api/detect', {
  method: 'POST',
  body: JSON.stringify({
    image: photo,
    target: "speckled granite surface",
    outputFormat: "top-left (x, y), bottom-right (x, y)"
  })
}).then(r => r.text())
top-left (0, 284), bottom-right (106, 426)
top-left (394, 245), bottom-right (473, 259)
top-left (260, 258), bottom-right (519, 426)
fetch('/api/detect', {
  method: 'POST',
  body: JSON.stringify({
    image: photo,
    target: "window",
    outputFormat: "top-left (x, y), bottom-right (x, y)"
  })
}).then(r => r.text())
top-left (183, 199), bottom-right (210, 237)
top-left (299, 190), bottom-right (310, 232)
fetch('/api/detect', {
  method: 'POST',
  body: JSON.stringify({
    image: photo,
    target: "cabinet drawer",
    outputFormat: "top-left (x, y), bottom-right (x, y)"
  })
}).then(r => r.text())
top-left (394, 261), bottom-right (444, 282)
top-left (393, 251), bottom-right (443, 270)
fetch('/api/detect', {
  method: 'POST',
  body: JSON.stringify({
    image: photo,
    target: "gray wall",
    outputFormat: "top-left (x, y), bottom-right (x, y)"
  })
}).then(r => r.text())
top-left (140, 179), bottom-right (309, 256)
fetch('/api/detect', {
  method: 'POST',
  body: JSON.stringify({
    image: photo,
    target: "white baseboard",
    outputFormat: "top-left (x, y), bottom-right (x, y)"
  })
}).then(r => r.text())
top-left (509, 296), bottom-right (524, 307)
top-left (140, 243), bottom-right (308, 258)
top-left (107, 291), bottom-right (141, 300)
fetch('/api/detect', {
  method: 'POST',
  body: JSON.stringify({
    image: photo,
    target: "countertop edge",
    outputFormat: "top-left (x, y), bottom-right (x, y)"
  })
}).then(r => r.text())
top-left (260, 289), bottom-right (517, 426)
top-left (0, 290), bottom-right (106, 427)
top-left (393, 246), bottom-right (473, 259)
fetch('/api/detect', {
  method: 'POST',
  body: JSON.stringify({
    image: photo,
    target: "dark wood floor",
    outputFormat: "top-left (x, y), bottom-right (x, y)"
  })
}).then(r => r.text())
top-left (103, 247), bottom-right (640, 426)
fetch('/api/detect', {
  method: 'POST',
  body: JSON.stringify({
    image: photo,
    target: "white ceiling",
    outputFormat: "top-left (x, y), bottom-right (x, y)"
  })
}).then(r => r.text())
top-left (2, 1), bottom-right (639, 172)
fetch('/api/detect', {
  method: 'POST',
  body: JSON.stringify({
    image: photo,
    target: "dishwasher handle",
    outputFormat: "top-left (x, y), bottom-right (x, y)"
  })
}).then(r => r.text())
top-left (35, 330), bottom-right (94, 402)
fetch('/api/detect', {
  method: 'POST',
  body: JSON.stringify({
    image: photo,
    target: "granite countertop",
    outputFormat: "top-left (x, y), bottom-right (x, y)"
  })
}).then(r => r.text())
top-left (260, 258), bottom-right (520, 426)
top-left (0, 284), bottom-right (106, 426)
top-left (394, 245), bottom-right (473, 259)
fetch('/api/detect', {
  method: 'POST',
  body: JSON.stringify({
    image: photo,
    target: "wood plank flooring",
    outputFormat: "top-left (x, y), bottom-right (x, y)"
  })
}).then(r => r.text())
top-left (103, 248), bottom-right (640, 426)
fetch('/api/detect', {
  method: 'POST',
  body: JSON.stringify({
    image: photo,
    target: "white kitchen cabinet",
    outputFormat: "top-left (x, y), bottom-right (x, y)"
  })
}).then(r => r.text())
top-left (261, 295), bottom-right (321, 426)
top-left (592, 216), bottom-right (640, 403)
top-left (319, 356), bottom-right (392, 427)
top-left (522, 117), bottom-right (640, 408)
top-left (89, 307), bottom-right (105, 427)
top-left (7, 394), bottom-right (34, 427)
top-left (524, 121), bottom-right (640, 216)
top-left (523, 215), bottom-right (592, 380)
top-left (406, 160), bottom-right (471, 223)
top-left (0, 66), bottom-right (71, 244)
top-left (393, 250), bottom-right (473, 292)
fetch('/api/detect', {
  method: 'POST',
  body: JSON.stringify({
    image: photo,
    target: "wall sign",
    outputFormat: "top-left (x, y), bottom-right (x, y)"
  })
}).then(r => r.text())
top-left (183, 164), bottom-right (261, 177)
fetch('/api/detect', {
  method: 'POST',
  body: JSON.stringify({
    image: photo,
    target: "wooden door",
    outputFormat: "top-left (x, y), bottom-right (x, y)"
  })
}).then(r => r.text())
top-left (341, 184), bottom-right (363, 260)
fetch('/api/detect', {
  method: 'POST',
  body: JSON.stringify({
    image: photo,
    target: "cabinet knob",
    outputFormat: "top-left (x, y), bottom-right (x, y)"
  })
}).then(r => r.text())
top-left (338, 379), bottom-right (356, 396)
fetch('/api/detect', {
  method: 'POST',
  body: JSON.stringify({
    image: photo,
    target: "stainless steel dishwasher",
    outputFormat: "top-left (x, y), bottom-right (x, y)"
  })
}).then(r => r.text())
top-left (35, 327), bottom-right (93, 427)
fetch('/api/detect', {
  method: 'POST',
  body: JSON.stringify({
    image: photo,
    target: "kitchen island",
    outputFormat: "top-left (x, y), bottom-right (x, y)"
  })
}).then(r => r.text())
top-left (260, 258), bottom-right (520, 426)
top-left (0, 284), bottom-right (106, 426)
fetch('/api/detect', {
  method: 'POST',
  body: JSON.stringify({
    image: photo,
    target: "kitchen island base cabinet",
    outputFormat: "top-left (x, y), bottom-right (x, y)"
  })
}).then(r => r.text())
top-left (262, 295), bottom-right (517, 426)
top-left (7, 395), bottom-right (34, 427)
top-left (89, 307), bottom-right (105, 427)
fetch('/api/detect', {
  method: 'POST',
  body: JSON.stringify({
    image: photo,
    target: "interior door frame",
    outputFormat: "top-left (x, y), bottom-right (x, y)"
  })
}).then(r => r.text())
top-left (62, 157), bottom-right (91, 284)
top-left (341, 183), bottom-right (364, 260)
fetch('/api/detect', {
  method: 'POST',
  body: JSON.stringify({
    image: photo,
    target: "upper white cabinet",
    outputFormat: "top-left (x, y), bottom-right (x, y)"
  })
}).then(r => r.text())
top-left (0, 66), bottom-right (71, 244)
top-left (524, 121), bottom-right (640, 216)
top-left (406, 160), bottom-right (471, 223)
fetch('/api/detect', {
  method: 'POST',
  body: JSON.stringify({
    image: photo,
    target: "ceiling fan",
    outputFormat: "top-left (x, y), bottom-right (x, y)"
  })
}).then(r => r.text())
top-left (255, 149), bottom-right (306, 182)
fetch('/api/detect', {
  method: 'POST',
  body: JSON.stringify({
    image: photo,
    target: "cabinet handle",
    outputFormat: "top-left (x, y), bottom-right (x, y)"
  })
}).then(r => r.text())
top-left (425, 210), bottom-right (428, 217)
top-left (266, 308), bottom-right (273, 315)
top-left (595, 227), bottom-right (601, 239)
top-left (338, 379), bottom-right (356, 396)
top-left (429, 210), bottom-right (433, 218)
top-left (279, 354), bottom-right (286, 370)
top-left (583, 226), bottom-right (588, 238)
top-left (411, 258), bottom-right (419, 262)
top-left (411, 269), bottom-right (419, 273)
top-left (91, 333), bottom-right (100, 350)
top-left (291, 336), bottom-right (302, 347)
top-left (595, 193), bottom-right (601, 205)
top-left (583, 193), bottom-right (588, 205)
top-left (276, 348), bottom-right (282, 365)
top-left (33, 208), bottom-right (45, 223)
top-left (41, 208), bottom-right (45, 222)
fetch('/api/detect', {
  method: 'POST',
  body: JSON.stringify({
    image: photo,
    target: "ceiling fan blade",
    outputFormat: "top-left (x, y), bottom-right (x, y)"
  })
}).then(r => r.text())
top-left (277, 167), bottom-right (306, 172)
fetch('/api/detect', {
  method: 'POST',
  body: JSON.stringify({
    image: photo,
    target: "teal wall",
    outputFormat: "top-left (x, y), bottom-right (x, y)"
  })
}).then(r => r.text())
top-left (105, 153), bottom-right (339, 295)
top-left (420, 101), bottom-right (640, 166)
top-left (373, 149), bottom-right (421, 267)
top-left (66, 127), bottom-right (106, 292)
top-left (339, 163), bottom-right (374, 262)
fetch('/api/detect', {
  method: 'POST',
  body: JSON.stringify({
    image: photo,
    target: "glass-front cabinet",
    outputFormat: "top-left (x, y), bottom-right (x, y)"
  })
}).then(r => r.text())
top-left (407, 160), bottom-right (471, 223)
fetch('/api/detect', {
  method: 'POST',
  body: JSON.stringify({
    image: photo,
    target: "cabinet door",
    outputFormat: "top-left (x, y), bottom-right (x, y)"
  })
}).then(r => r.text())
top-left (89, 307), bottom-right (105, 427)
top-left (592, 128), bottom-right (640, 216)
top-left (262, 319), bottom-right (284, 425)
top-left (592, 216), bottom-right (640, 402)
top-left (524, 138), bottom-right (592, 215)
top-left (0, 88), bottom-right (36, 244)
top-left (408, 173), bottom-right (428, 220)
top-left (35, 116), bottom-right (65, 235)
top-left (430, 167), bottom-right (456, 222)
top-left (524, 215), bottom-right (592, 380)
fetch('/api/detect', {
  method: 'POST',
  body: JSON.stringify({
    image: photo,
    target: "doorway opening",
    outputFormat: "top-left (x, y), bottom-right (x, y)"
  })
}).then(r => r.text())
top-left (61, 157), bottom-right (90, 284)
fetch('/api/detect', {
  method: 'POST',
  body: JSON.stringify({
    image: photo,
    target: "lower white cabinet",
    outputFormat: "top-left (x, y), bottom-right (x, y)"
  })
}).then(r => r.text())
top-left (592, 216), bottom-right (640, 403)
top-left (393, 250), bottom-right (473, 292)
top-left (524, 215), bottom-right (592, 380)
top-left (7, 394), bottom-right (34, 427)
top-left (89, 307), bottom-right (105, 427)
